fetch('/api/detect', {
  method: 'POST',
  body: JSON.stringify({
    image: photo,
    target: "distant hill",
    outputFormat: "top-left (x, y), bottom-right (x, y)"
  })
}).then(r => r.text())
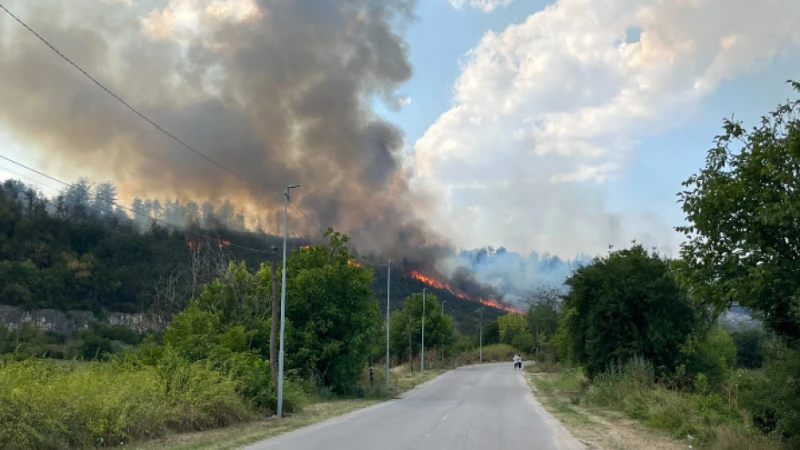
top-left (0, 178), bottom-right (509, 334)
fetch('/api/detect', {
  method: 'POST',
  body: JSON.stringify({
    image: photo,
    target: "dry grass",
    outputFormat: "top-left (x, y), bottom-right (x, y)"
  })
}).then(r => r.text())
top-left (527, 373), bottom-right (686, 450)
top-left (707, 426), bottom-right (787, 450)
top-left (134, 368), bottom-right (445, 450)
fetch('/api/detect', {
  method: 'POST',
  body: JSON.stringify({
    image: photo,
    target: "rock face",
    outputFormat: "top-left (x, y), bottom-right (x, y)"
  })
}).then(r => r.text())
top-left (0, 304), bottom-right (166, 337)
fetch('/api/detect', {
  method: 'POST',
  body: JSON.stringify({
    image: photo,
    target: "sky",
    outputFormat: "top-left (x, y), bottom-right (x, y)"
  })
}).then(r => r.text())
top-left (1, 0), bottom-right (799, 261)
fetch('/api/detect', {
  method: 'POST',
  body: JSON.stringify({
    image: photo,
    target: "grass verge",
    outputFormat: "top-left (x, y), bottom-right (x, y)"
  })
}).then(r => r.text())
top-left (526, 370), bottom-right (685, 450)
top-left (525, 364), bottom-right (786, 449)
top-left (133, 368), bottom-right (445, 450)
top-left (130, 399), bottom-right (378, 450)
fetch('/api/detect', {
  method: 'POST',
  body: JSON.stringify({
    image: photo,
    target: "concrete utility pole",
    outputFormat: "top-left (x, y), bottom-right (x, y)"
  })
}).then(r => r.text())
top-left (408, 314), bottom-right (413, 372)
top-left (270, 246), bottom-right (279, 381)
top-left (277, 184), bottom-right (300, 418)
top-left (441, 301), bottom-right (447, 366)
top-left (479, 307), bottom-right (483, 363)
top-left (386, 259), bottom-right (393, 389)
top-left (421, 288), bottom-right (426, 372)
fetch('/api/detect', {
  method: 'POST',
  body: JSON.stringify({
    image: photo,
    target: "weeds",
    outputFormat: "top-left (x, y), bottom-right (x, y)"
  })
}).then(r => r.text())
top-left (0, 358), bottom-right (253, 449)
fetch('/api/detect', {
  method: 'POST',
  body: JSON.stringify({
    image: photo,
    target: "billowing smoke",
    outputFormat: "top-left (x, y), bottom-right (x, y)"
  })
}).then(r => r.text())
top-left (0, 0), bottom-right (439, 259)
top-left (0, 0), bottom-right (582, 310)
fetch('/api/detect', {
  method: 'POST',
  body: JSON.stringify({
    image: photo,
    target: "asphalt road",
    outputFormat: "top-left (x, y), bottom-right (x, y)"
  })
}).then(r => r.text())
top-left (245, 363), bottom-right (584, 450)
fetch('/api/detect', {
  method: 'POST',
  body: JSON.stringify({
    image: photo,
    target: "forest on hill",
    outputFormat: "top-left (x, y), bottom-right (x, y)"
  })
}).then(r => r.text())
top-left (0, 177), bottom-right (501, 331)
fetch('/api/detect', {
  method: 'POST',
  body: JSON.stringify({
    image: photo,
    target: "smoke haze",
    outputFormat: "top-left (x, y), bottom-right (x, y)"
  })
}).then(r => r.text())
top-left (0, 0), bottom-right (443, 259)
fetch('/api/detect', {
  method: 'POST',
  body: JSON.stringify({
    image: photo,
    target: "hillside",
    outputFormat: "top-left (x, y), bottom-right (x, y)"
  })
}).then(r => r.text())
top-left (0, 179), bottom-right (507, 333)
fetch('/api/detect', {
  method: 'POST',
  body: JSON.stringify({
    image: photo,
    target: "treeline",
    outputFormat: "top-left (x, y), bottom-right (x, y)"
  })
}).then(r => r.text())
top-left (511, 83), bottom-right (800, 447)
top-left (0, 178), bottom-right (299, 314)
top-left (0, 178), bottom-right (500, 331)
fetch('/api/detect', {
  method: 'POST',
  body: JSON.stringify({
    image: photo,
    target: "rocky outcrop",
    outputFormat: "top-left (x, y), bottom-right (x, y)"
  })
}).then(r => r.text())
top-left (0, 304), bottom-right (166, 337)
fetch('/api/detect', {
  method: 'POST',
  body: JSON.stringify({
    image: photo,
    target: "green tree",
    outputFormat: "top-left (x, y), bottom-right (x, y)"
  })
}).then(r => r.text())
top-left (483, 319), bottom-right (500, 345)
top-left (676, 82), bottom-right (800, 345)
top-left (284, 229), bottom-right (380, 394)
top-left (685, 327), bottom-right (737, 389)
top-left (559, 244), bottom-right (695, 377)
top-left (497, 313), bottom-right (527, 345)
top-left (525, 287), bottom-right (562, 360)
top-left (390, 292), bottom-right (454, 365)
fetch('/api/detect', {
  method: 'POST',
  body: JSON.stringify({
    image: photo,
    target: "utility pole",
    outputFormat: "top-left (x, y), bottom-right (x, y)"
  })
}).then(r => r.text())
top-left (277, 184), bottom-right (300, 418)
top-left (386, 259), bottom-right (393, 389)
top-left (441, 301), bottom-right (446, 366)
top-left (479, 307), bottom-right (483, 363)
top-left (421, 288), bottom-right (426, 372)
top-left (408, 314), bottom-right (413, 372)
top-left (270, 246), bottom-right (279, 381)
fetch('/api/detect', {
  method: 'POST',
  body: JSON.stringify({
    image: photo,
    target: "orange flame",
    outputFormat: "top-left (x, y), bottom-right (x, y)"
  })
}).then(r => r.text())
top-left (218, 240), bottom-right (231, 248)
top-left (186, 238), bottom-right (199, 248)
top-left (348, 260), bottom-right (362, 267)
top-left (409, 270), bottom-right (523, 315)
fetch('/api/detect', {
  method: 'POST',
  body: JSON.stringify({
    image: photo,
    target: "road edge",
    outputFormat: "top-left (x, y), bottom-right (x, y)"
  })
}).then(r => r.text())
top-left (521, 371), bottom-right (586, 450)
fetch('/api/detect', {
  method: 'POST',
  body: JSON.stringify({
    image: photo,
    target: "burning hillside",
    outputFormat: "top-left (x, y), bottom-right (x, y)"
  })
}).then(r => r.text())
top-left (408, 270), bottom-right (523, 315)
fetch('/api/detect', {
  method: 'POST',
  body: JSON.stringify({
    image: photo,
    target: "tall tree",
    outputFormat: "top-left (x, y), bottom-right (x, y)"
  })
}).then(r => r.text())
top-left (284, 228), bottom-right (381, 394)
top-left (676, 81), bottom-right (800, 345)
top-left (559, 244), bottom-right (695, 377)
top-left (92, 181), bottom-right (117, 216)
top-left (389, 292), bottom-right (455, 364)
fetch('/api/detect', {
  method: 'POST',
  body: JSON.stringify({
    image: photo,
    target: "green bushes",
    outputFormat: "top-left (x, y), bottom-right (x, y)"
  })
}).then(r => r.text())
top-left (581, 357), bottom-right (756, 447)
top-left (0, 358), bottom-right (252, 449)
top-left (455, 343), bottom-right (519, 365)
top-left (0, 322), bottom-right (143, 362)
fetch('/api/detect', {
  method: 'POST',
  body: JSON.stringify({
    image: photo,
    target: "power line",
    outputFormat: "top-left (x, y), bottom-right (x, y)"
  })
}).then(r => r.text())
top-left (0, 3), bottom-right (349, 256)
top-left (0, 155), bottom-right (273, 255)
top-left (0, 2), bottom-right (255, 187)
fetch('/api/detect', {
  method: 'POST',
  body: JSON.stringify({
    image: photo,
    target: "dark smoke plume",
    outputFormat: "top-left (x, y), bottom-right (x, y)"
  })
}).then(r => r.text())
top-left (0, 0), bottom-right (442, 259)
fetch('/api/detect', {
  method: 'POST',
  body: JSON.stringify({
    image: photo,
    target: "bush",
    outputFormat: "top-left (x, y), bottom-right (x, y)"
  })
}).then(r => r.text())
top-left (730, 328), bottom-right (768, 369)
top-left (585, 357), bottom-right (746, 447)
top-left (455, 344), bottom-right (520, 365)
top-left (686, 327), bottom-right (737, 390)
top-left (0, 358), bottom-right (254, 448)
top-left (742, 345), bottom-right (800, 445)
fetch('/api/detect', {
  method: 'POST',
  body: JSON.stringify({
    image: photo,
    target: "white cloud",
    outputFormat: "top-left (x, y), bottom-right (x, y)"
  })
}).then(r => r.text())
top-left (447, 0), bottom-right (514, 13)
top-left (414, 0), bottom-right (800, 258)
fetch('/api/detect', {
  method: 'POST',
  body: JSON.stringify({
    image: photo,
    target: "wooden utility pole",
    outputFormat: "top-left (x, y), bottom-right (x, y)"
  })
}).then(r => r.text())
top-left (270, 246), bottom-right (279, 381)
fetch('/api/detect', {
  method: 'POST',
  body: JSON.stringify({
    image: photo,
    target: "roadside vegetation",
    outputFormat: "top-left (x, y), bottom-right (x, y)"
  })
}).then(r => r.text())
top-left (517, 83), bottom-right (800, 449)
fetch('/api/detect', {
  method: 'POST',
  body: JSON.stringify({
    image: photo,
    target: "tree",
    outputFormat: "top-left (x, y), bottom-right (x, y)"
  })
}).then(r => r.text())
top-left (559, 244), bottom-right (695, 377)
top-left (390, 292), bottom-right (455, 365)
top-left (92, 182), bottom-right (117, 216)
top-left (483, 320), bottom-right (500, 345)
top-left (284, 228), bottom-right (381, 394)
top-left (497, 312), bottom-right (527, 345)
top-left (525, 287), bottom-right (563, 361)
top-left (676, 82), bottom-right (800, 345)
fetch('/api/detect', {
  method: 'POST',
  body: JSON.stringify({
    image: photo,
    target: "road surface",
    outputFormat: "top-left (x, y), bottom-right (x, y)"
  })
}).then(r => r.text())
top-left (246, 363), bottom-right (584, 450)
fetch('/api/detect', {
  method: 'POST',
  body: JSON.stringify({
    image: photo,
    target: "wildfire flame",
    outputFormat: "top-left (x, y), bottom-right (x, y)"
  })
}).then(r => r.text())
top-left (409, 270), bottom-right (523, 315)
top-left (186, 238), bottom-right (199, 248)
top-left (218, 240), bottom-right (231, 248)
top-left (347, 260), bottom-right (362, 267)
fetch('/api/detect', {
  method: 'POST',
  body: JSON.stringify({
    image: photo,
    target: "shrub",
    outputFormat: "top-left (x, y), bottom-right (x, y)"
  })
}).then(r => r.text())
top-left (0, 357), bottom-right (254, 449)
top-left (742, 345), bottom-right (800, 445)
top-left (455, 344), bottom-right (520, 365)
top-left (585, 357), bottom-right (745, 447)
